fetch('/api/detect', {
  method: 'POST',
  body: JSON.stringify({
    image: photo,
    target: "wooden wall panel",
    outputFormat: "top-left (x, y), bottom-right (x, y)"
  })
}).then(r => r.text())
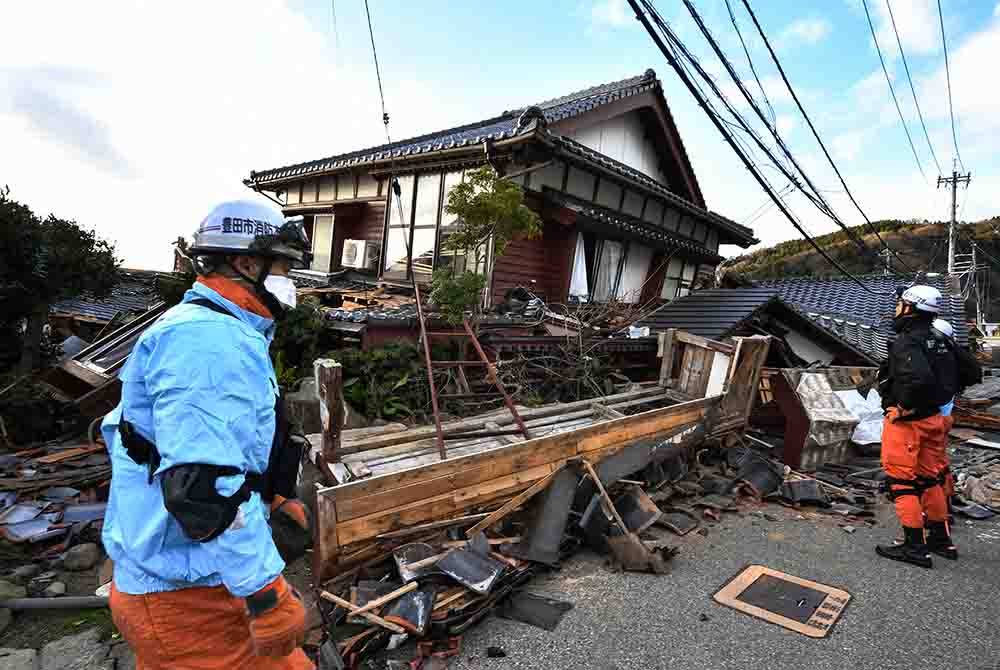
top-left (490, 221), bottom-right (574, 305)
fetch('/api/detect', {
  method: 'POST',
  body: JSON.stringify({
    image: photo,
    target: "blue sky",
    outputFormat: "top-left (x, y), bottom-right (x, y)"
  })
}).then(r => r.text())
top-left (2, 1), bottom-right (997, 269)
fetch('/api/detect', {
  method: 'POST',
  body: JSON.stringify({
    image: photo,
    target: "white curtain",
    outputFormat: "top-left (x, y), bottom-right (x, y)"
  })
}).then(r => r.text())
top-left (593, 240), bottom-right (623, 301)
top-left (569, 233), bottom-right (589, 301)
top-left (616, 244), bottom-right (653, 304)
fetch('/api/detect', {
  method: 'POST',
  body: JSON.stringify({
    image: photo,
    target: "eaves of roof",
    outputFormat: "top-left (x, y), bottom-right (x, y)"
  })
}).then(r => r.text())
top-left (545, 189), bottom-right (722, 263)
top-left (545, 133), bottom-right (756, 246)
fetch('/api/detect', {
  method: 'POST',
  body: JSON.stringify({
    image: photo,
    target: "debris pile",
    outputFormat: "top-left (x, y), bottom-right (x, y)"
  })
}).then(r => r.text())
top-left (309, 426), bottom-right (872, 668)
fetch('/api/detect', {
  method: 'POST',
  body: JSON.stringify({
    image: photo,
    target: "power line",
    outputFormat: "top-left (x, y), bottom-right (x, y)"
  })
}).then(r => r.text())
top-left (937, 0), bottom-right (964, 171)
top-left (724, 0), bottom-right (775, 128)
top-left (740, 0), bottom-right (911, 273)
top-left (885, 0), bottom-right (941, 176)
top-left (629, 0), bottom-right (885, 294)
top-left (684, 0), bottom-right (891, 270)
top-left (363, 0), bottom-right (391, 142)
top-left (861, 0), bottom-right (927, 181)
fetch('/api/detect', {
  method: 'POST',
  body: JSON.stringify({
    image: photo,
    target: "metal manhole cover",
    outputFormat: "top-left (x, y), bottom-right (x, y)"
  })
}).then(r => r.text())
top-left (713, 565), bottom-right (850, 638)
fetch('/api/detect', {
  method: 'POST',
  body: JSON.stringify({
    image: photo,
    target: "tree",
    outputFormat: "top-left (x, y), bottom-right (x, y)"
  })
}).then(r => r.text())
top-left (430, 166), bottom-right (541, 324)
top-left (0, 188), bottom-right (120, 374)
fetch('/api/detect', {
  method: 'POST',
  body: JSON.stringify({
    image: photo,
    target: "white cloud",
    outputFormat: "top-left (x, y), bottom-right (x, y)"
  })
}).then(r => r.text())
top-left (0, 1), bottom-right (452, 270)
top-left (780, 17), bottom-right (832, 45)
top-left (776, 115), bottom-right (796, 137)
top-left (873, 0), bottom-right (939, 57)
top-left (590, 0), bottom-right (630, 28)
top-left (995, 2), bottom-right (1000, 18)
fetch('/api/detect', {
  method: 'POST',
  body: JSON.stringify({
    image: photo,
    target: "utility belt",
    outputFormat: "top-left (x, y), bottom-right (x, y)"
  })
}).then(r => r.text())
top-left (118, 297), bottom-right (305, 542)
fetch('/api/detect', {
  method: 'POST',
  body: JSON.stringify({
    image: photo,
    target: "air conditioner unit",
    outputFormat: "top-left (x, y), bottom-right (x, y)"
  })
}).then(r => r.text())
top-left (342, 239), bottom-right (377, 270)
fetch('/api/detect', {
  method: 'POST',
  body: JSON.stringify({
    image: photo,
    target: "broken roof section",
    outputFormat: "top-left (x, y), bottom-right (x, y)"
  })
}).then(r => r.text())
top-left (636, 287), bottom-right (877, 367)
top-left (50, 269), bottom-right (170, 324)
top-left (758, 273), bottom-right (968, 361)
top-left (247, 70), bottom-right (756, 248)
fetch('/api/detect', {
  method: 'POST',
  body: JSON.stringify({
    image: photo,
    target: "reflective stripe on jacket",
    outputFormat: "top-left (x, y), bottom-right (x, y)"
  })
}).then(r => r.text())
top-left (102, 281), bottom-right (284, 597)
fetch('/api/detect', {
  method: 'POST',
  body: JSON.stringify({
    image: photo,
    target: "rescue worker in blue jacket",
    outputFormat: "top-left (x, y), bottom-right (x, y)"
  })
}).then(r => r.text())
top-left (102, 200), bottom-right (315, 669)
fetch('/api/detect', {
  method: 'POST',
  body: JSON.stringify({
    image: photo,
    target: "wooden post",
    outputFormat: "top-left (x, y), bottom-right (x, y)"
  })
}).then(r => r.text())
top-left (658, 329), bottom-right (675, 388)
top-left (315, 359), bottom-right (344, 464)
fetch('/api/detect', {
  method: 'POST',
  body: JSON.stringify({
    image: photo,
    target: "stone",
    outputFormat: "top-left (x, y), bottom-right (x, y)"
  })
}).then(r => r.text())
top-left (63, 543), bottom-right (102, 572)
top-left (0, 580), bottom-right (27, 600)
top-left (9, 564), bottom-right (41, 585)
top-left (0, 608), bottom-right (11, 637)
top-left (41, 627), bottom-right (108, 670)
top-left (43, 581), bottom-right (67, 597)
top-left (110, 642), bottom-right (137, 670)
top-left (0, 648), bottom-right (37, 670)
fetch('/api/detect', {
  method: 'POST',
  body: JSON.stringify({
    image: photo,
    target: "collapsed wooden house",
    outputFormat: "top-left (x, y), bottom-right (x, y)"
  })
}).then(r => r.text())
top-left (308, 330), bottom-right (771, 583)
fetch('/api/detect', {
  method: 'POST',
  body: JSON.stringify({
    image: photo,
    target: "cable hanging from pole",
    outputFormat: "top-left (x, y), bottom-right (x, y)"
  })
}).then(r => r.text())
top-left (628, 0), bottom-right (886, 295)
top-left (861, 0), bottom-right (928, 182)
top-left (683, 0), bottom-right (901, 272)
top-left (739, 0), bottom-right (908, 272)
top-left (937, 0), bottom-right (964, 172)
top-left (885, 0), bottom-right (941, 176)
top-left (363, 0), bottom-right (392, 143)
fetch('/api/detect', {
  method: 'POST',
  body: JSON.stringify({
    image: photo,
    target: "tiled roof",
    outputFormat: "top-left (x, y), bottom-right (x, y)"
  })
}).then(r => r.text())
top-left (636, 287), bottom-right (877, 363)
top-left (637, 287), bottom-right (779, 340)
top-left (50, 270), bottom-right (168, 323)
top-left (548, 134), bottom-right (755, 244)
top-left (248, 72), bottom-right (661, 184)
top-left (757, 274), bottom-right (968, 360)
top-left (545, 190), bottom-right (722, 262)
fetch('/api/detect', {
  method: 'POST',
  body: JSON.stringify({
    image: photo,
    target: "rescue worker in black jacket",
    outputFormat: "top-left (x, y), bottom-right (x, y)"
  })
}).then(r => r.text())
top-left (876, 285), bottom-right (959, 568)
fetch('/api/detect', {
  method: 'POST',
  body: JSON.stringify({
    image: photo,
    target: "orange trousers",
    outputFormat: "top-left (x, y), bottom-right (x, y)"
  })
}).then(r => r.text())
top-left (110, 583), bottom-right (314, 670)
top-left (881, 412), bottom-right (949, 528)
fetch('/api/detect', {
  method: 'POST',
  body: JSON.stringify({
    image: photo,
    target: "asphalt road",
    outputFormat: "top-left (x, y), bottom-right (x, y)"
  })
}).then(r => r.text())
top-left (426, 504), bottom-right (1000, 670)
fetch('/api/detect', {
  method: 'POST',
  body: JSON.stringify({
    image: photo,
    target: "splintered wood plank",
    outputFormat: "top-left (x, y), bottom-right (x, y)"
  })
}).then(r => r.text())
top-left (313, 490), bottom-right (340, 582)
top-left (336, 439), bottom-right (579, 521)
top-left (464, 466), bottom-right (564, 537)
top-left (335, 463), bottom-right (558, 546)
top-left (34, 445), bottom-right (104, 464)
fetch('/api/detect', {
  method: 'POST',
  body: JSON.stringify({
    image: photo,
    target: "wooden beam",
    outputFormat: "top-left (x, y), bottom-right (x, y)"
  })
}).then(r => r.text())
top-left (674, 330), bottom-right (736, 354)
top-left (318, 591), bottom-right (406, 634)
top-left (465, 466), bottom-right (563, 537)
top-left (315, 359), bottom-right (344, 464)
top-left (657, 329), bottom-right (675, 387)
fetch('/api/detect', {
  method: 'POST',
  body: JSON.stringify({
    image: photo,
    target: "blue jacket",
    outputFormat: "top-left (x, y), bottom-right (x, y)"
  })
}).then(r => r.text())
top-left (102, 282), bottom-right (285, 597)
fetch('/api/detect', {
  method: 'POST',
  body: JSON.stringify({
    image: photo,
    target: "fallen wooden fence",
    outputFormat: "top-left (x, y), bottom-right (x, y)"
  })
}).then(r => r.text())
top-left (311, 334), bottom-right (772, 582)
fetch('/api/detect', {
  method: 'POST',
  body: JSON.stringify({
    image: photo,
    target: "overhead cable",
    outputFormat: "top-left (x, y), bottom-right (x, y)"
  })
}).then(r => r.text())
top-left (363, 0), bottom-right (391, 142)
top-left (886, 0), bottom-right (942, 176)
top-left (937, 0), bottom-right (964, 171)
top-left (684, 0), bottom-right (896, 270)
top-left (740, 0), bottom-right (909, 271)
top-left (861, 0), bottom-right (928, 181)
top-left (628, 0), bottom-right (885, 294)
top-left (724, 0), bottom-right (775, 128)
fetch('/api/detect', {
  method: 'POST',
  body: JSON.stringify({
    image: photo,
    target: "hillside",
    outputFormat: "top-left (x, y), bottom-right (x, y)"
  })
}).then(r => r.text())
top-left (726, 216), bottom-right (1000, 319)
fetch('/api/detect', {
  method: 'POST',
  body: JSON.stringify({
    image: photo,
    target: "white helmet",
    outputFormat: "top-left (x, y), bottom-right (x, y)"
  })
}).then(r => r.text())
top-left (899, 285), bottom-right (943, 314)
top-left (188, 200), bottom-right (312, 269)
top-left (932, 318), bottom-right (954, 339)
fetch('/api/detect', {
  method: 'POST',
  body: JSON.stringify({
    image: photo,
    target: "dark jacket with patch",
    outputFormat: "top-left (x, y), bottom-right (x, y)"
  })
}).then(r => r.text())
top-left (878, 318), bottom-right (958, 418)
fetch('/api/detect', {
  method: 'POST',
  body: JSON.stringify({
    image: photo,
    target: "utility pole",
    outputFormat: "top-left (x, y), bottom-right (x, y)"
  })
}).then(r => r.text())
top-left (938, 166), bottom-right (971, 273)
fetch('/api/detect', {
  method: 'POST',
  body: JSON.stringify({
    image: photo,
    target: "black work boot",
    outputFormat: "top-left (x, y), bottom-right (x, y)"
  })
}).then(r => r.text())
top-left (876, 526), bottom-right (933, 568)
top-left (925, 520), bottom-right (958, 560)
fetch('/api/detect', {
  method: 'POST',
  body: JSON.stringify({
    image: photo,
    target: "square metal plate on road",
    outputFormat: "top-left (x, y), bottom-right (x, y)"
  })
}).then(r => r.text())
top-left (713, 565), bottom-right (851, 638)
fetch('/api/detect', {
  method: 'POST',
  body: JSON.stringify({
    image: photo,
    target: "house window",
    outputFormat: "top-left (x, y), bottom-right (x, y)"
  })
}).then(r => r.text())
top-left (437, 170), bottom-right (490, 275)
top-left (383, 175), bottom-right (415, 278)
top-left (585, 237), bottom-right (654, 303)
top-left (617, 244), bottom-right (653, 304)
top-left (592, 240), bottom-right (625, 302)
top-left (660, 255), bottom-right (699, 300)
top-left (312, 214), bottom-right (334, 273)
top-left (409, 173), bottom-right (442, 279)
